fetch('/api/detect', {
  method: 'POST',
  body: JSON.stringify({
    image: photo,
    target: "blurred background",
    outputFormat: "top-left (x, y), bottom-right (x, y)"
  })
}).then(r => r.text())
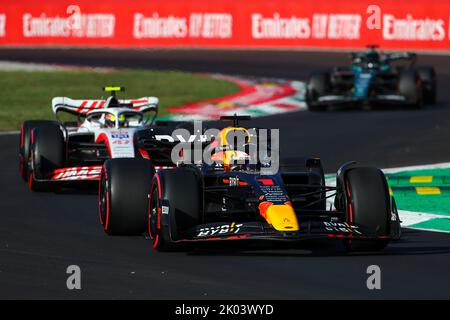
top-left (1, 0), bottom-right (450, 166)
top-left (1, 0), bottom-right (449, 50)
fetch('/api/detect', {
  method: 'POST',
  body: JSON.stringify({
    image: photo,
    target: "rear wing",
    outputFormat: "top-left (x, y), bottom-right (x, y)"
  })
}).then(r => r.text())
top-left (51, 97), bottom-right (159, 116)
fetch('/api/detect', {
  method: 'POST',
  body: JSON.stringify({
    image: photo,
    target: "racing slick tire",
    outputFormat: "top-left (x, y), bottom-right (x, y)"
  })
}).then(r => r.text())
top-left (99, 158), bottom-right (154, 235)
top-left (306, 73), bottom-right (331, 112)
top-left (416, 66), bottom-right (437, 105)
top-left (19, 120), bottom-right (60, 181)
top-left (148, 168), bottom-right (201, 252)
top-left (343, 167), bottom-right (390, 252)
top-left (398, 70), bottom-right (423, 109)
top-left (29, 125), bottom-right (66, 192)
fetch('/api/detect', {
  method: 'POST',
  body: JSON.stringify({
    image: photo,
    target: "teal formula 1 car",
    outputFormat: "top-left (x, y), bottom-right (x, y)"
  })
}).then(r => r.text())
top-left (306, 45), bottom-right (436, 111)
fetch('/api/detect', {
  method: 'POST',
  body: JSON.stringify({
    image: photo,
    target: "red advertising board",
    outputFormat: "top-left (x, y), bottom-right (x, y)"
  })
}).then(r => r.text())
top-left (1, 0), bottom-right (450, 51)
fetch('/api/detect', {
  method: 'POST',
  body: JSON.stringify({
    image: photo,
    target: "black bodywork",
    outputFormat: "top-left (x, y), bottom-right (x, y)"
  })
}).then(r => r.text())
top-left (156, 160), bottom-right (401, 244)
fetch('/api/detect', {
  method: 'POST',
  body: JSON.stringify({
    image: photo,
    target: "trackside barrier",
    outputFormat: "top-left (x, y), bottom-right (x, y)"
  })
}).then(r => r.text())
top-left (2, 0), bottom-right (450, 51)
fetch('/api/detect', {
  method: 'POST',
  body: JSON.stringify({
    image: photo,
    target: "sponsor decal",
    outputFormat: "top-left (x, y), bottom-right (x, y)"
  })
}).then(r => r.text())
top-left (320, 14), bottom-right (361, 40)
top-left (0, 14), bottom-right (6, 37)
top-left (189, 13), bottom-right (232, 38)
top-left (154, 133), bottom-right (210, 143)
top-left (52, 166), bottom-right (102, 181)
top-left (224, 177), bottom-right (242, 187)
top-left (154, 166), bottom-right (176, 171)
top-left (259, 185), bottom-right (289, 203)
top-left (133, 13), bottom-right (188, 39)
top-left (382, 14), bottom-right (445, 41)
top-left (111, 139), bottom-right (130, 145)
top-left (252, 13), bottom-right (361, 40)
top-left (23, 13), bottom-right (115, 38)
top-left (196, 222), bottom-right (243, 237)
top-left (133, 12), bottom-right (232, 39)
top-left (252, 13), bottom-right (311, 39)
top-left (323, 221), bottom-right (362, 234)
top-left (100, 130), bottom-right (135, 158)
top-left (111, 133), bottom-right (129, 139)
top-left (161, 206), bottom-right (169, 215)
top-left (3, 1), bottom-right (450, 50)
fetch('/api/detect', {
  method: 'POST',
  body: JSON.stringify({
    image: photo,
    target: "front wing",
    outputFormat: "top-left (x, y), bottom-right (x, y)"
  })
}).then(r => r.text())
top-left (312, 94), bottom-right (408, 107)
top-left (175, 220), bottom-right (398, 243)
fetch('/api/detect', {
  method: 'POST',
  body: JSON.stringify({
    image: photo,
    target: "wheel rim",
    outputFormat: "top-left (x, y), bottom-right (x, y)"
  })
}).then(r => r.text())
top-left (28, 172), bottom-right (33, 189)
top-left (148, 187), bottom-right (160, 247)
top-left (19, 154), bottom-right (24, 178)
top-left (99, 175), bottom-right (108, 226)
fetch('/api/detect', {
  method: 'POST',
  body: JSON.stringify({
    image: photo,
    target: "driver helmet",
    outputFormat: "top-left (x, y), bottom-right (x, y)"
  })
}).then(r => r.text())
top-left (210, 128), bottom-right (253, 171)
top-left (366, 50), bottom-right (380, 64)
top-left (105, 113), bottom-right (127, 128)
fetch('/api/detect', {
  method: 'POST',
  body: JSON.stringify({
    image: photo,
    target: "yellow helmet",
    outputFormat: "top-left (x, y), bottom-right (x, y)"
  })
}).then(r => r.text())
top-left (105, 113), bottom-right (126, 128)
top-left (211, 127), bottom-right (251, 170)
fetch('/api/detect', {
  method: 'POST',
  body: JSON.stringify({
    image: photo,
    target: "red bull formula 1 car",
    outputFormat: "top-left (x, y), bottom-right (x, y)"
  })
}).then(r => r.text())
top-left (98, 115), bottom-right (401, 252)
top-left (19, 87), bottom-right (185, 191)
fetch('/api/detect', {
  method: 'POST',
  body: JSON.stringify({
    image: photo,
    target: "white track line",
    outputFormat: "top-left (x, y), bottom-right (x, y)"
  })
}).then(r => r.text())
top-left (0, 130), bottom-right (19, 135)
top-left (398, 210), bottom-right (450, 226)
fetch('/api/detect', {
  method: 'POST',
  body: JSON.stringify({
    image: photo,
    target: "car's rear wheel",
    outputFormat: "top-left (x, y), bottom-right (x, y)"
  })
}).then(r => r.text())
top-left (417, 66), bottom-right (437, 104)
top-left (306, 73), bottom-right (331, 112)
top-left (398, 70), bottom-right (423, 109)
top-left (29, 125), bottom-right (66, 192)
top-left (342, 167), bottom-right (390, 252)
top-left (99, 158), bottom-right (154, 235)
top-left (148, 169), bottom-right (202, 251)
top-left (20, 120), bottom-right (60, 181)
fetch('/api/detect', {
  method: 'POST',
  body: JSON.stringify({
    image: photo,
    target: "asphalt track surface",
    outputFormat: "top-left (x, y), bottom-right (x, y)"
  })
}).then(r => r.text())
top-left (1, 48), bottom-right (450, 299)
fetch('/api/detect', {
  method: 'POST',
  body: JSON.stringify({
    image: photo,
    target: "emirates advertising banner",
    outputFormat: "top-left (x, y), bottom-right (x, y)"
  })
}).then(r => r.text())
top-left (1, 0), bottom-right (450, 51)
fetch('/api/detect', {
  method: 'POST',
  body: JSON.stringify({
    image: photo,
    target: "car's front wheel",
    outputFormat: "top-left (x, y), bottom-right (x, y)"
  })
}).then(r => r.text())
top-left (341, 167), bottom-right (391, 252)
top-left (99, 158), bottom-right (154, 235)
top-left (148, 169), bottom-right (202, 251)
top-left (20, 120), bottom-right (60, 182)
top-left (29, 125), bottom-right (66, 192)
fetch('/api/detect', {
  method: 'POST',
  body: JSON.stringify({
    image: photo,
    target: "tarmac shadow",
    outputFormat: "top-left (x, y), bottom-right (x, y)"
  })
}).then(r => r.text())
top-left (186, 229), bottom-right (450, 258)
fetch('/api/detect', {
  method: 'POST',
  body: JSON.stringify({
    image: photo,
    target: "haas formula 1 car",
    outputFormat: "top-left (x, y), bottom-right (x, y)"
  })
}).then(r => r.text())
top-left (98, 115), bottom-right (401, 252)
top-left (306, 46), bottom-right (437, 111)
top-left (19, 87), bottom-right (184, 191)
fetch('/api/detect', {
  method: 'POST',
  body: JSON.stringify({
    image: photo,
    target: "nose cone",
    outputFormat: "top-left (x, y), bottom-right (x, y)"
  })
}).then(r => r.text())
top-left (259, 202), bottom-right (299, 231)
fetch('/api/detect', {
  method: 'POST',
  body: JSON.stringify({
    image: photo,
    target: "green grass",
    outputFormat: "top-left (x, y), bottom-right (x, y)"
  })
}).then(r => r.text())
top-left (386, 168), bottom-right (450, 216)
top-left (0, 69), bottom-right (239, 131)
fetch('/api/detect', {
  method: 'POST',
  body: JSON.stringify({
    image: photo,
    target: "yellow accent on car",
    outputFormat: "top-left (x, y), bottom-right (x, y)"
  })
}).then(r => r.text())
top-left (219, 127), bottom-right (251, 146)
top-left (264, 204), bottom-right (299, 231)
top-left (410, 176), bottom-right (433, 183)
top-left (104, 86), bottom-right (123, 92)
top-left (105, 113), bottom-right (116, 121)
top-left (415, 187), bottom-right (441, 195)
